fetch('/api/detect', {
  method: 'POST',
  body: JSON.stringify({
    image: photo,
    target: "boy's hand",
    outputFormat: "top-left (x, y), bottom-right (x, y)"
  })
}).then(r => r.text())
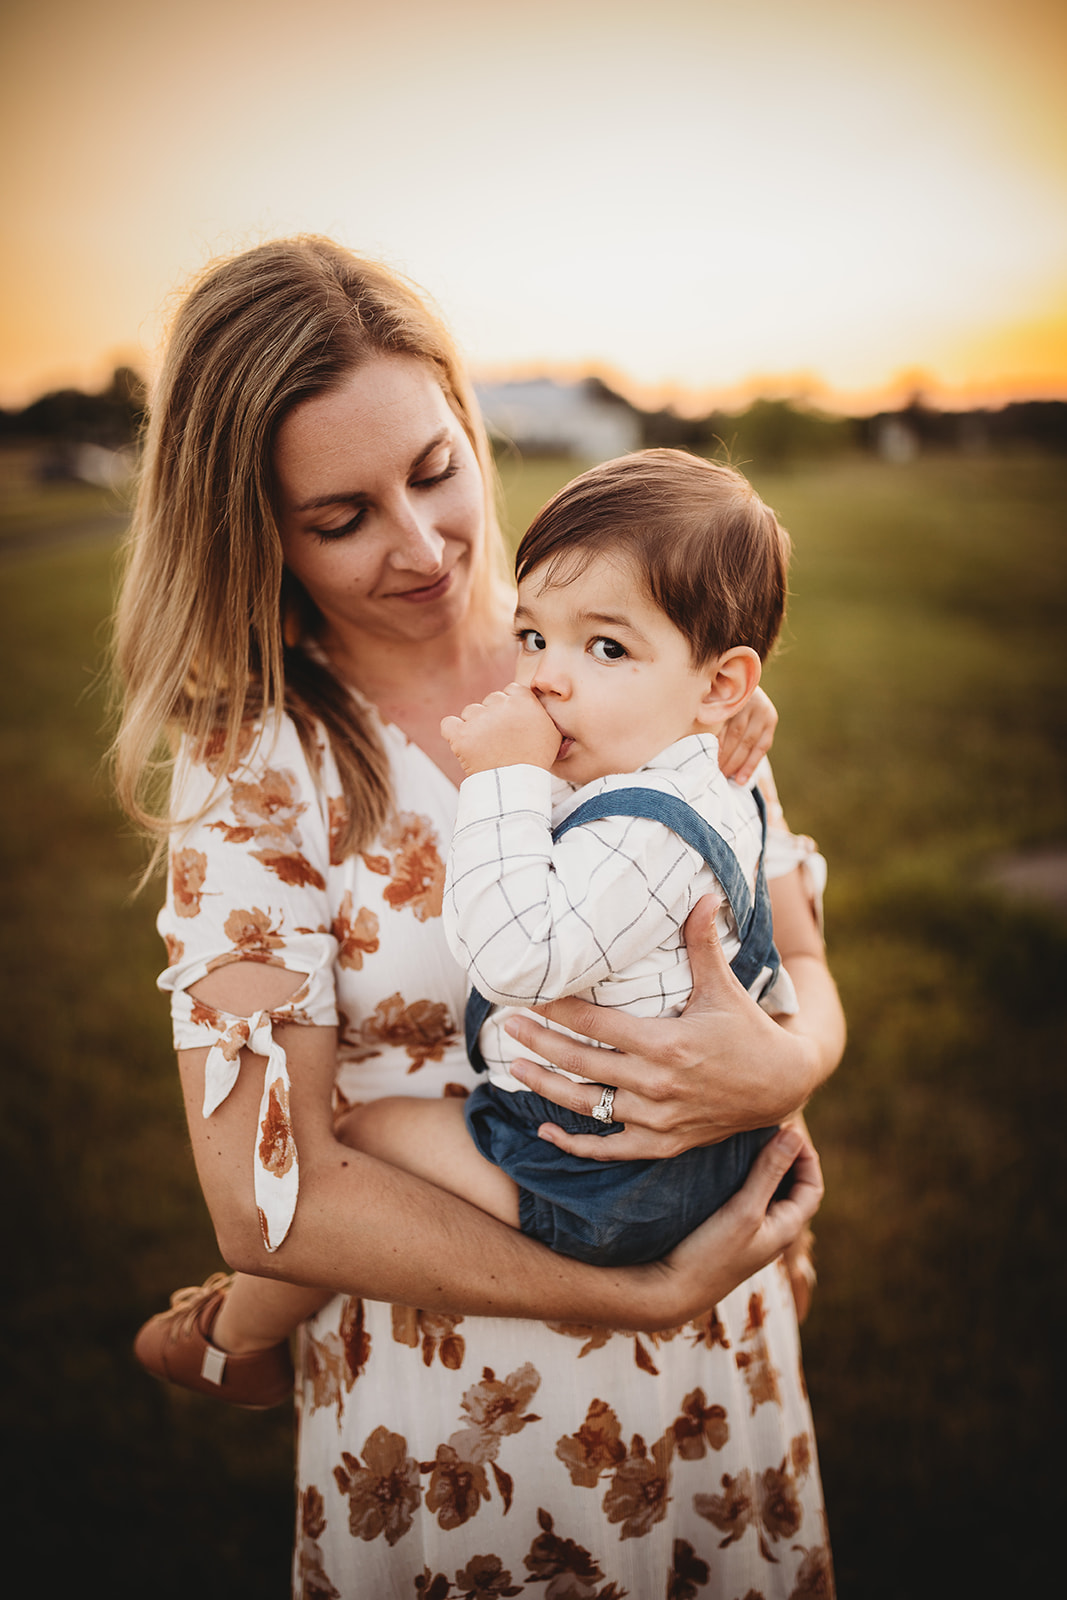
top-left (717, 686), bottom-right (778, 783)
top-left (441, 682), bottom-right (562, 777)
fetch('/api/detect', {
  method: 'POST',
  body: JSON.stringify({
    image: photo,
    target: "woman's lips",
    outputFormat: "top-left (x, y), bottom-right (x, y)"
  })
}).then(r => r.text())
top-left (391, 568), bottom-right (454, 603)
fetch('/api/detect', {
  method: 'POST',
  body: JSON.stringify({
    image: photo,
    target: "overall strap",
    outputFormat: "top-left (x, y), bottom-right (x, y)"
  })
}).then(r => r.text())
top-left (464, 784), bottom-right (780, 1072)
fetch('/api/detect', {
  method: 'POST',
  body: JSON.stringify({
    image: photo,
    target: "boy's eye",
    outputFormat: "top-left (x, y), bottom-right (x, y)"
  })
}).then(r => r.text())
top-left (590, 637), bottom-right (627, 662)
top-left (517, 629), bottom-right (547, 653)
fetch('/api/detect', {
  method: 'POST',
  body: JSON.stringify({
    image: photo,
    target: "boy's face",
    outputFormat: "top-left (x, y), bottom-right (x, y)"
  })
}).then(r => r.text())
top-left (513, 551), bottom-right (716, 787)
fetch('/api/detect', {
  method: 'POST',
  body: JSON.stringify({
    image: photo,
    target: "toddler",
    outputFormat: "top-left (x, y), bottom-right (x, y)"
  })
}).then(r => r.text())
top-left (136, 448), bottom-right (798, 1404)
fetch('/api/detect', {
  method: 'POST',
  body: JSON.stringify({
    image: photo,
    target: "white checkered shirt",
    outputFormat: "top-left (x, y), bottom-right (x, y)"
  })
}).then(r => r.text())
top-left (443, 734), bottom-right (799, 1090)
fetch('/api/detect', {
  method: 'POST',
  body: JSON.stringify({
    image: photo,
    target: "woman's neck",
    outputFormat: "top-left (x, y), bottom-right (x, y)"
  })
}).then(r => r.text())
top-left (322, 615), bottom-right (517, 785)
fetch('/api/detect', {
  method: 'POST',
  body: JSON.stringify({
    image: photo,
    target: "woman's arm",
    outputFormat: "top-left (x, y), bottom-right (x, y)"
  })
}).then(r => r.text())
top-left (181, 963), bottom-right (823, 1331)
top-left (499, 866), bottom-right (845, 1161)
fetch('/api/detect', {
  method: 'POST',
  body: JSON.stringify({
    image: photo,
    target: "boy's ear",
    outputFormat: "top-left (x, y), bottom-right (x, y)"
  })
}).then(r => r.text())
top-left (695, 646), bottom-right (762, 725)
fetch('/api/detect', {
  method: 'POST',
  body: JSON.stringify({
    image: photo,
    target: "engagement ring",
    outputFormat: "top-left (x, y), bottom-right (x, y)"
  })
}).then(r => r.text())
top-left (591, 1086), bottom-right (616, 1123)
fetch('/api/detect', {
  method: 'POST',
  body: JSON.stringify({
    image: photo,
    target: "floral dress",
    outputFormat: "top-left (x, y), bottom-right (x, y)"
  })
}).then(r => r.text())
top-left (157, 709), bottom-right (834, 1600)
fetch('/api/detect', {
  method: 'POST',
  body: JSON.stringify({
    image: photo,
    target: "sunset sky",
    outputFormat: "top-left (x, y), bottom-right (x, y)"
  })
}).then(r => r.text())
top-left (2, 0), bottom-right (1065, 413)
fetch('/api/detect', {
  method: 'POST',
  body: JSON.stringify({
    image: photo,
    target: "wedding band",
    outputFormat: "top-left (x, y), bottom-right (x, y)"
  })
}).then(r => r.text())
top-left (591, 1086), bottom-right (616, 1123)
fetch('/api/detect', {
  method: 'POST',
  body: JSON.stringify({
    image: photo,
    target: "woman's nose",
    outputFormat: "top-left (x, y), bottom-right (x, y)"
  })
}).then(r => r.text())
top-left (389, 500), bottom-right (445, 572)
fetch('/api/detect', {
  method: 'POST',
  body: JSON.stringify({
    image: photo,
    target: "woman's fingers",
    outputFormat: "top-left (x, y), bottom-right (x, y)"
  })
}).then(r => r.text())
top-left (507, 1000), bottom-right (662, 1063)
top-left (679, 896), bottom-right (743, 1014)
top-left (660, 1125), bottom-right (824, 1315)
top-left (534, 1118), bottom-right (691, 1162)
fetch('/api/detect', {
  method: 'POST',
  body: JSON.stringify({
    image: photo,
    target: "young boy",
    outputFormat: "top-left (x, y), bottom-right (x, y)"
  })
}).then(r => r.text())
top-left (136, 448), bottom-right (798, 1403)
top-left (434, 447), bottom-right (797, 1267)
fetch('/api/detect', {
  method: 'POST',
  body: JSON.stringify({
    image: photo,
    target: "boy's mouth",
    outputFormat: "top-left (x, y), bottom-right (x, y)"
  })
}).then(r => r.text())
top-left (556, 735), bottom-right (575, 759)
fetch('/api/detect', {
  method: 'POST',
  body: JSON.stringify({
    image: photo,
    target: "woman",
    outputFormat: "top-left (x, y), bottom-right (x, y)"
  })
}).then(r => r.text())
top-left (115, 237), bottom-right (844, 1597)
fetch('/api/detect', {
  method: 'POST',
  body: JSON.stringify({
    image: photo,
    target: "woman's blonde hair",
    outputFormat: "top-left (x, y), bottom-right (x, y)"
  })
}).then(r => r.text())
top-left (112, 236), bottom-right (506, 860)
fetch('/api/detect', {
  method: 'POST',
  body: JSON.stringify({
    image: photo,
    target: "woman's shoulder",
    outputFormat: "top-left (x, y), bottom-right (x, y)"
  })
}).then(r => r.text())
top-left (174, 711), bottom-right (336, 809)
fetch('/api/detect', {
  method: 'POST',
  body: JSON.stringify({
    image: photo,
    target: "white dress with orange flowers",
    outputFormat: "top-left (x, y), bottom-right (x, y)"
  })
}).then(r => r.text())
top-left (157, 709), bottom-right (834, 1600)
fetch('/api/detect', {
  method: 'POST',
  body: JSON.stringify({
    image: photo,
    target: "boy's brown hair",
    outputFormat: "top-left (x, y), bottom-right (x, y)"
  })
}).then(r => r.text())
top-left (514, 449), bottom-right (790, 663)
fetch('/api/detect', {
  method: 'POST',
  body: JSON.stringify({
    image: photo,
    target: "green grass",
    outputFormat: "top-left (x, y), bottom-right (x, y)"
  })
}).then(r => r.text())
top-left (2, 453), bottom-right (1065, 1597)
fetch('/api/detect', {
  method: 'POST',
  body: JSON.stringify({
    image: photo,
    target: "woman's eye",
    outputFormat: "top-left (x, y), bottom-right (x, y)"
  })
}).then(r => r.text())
top-left (412, 457), bottom-right (457, 489)
top-left (313, 509), bottom-right (365, 543)
top-left (590, 637), bottom-right (627, 662)
top-left (517, 629), bottom-right (547, 653)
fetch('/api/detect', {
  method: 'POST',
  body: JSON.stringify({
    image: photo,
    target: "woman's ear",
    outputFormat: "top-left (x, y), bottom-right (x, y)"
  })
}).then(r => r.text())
top-left (695, 646), bottom-right (762, 726)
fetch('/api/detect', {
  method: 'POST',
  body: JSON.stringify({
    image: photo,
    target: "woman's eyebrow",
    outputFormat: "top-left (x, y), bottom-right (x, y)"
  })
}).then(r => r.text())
top-left (294, 429), bottom-right (452, 512)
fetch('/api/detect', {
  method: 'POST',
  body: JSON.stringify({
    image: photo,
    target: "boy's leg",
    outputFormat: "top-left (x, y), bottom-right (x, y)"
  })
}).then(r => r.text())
top-left (335, 1096), bottom-right (521, 1229)
top-left (211, 1274), bottom-right (331, 1354)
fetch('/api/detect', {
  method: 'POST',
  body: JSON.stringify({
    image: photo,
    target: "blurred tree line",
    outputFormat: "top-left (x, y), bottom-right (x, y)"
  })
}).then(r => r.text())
top-left (587, 375), bottom-right (1067, 471)
top-left (0, 365), bottom-right (146, 447)
top-left (3, 366), bottom-right (1066, 480)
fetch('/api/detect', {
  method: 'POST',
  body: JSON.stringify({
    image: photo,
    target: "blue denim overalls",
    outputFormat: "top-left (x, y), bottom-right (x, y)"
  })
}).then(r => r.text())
top-left (462, 785), bottom-right (786, 1266)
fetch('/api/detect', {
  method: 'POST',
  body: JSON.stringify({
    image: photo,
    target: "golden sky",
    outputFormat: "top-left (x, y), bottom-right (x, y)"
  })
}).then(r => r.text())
top-left (2, 0), bottom-right (1065, 411)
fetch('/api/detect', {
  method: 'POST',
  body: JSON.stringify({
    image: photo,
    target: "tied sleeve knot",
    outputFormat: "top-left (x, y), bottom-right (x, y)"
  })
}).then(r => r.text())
top-left (203, 1006), bottom-right (300, 1254)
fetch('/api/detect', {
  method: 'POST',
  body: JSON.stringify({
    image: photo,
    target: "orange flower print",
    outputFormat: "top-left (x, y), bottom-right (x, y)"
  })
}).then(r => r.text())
top-left (601, 1431), bottom-right (674, 1540)
top-left (522, 1508), bottom-right (612, 1594)
top-left (457, 1363), bottom-right (542, 1459)
top-left (327, 796), bottom-right (349, 866)
top-left (390, 1305), bottom-right (466, 1370)
top-left (249, 846), bottom-right (326, 890)
top-left (365, 812), bottom-right (446, 921)
top-left (222, 905), bottom-right (285, 960)
top-left (687, 1307), bottom-right (731, 1351)
top-left (668, 1538), bottom-right (710, 1600)
top-left (555, 1398), bottom-right (627, 1488)
top-left (544, 1321), bottom-right (620, 1360)
top-left (347, 992), bottom-right (456, 1070)
top-left (791, 1432), bottom-right (813, 1480)
top-left (163, 932), bottom-right (184, 965)
top-left (735, 1291), bottom-right (782, 1413)
top-left (333, 1426), bottom-right (421, 1546)
top-left (259, 1078), bottom-right (295, 1178)
top-left (693, 1469), bottom-right (755, 1548)
top-left (304, 1326), bottom-right (346, 1416)
top-left (423, 1438), bottom-right (491, 1531)
top-left (789, 1542), bottom-right (836, 1598)
top-left (756, 1460), bottom-right (803, 1550)
top-left (414, 1571), bottom-right (452, 1600)
top-left (671, 1388), bottom-right (729, 1460)
top-left (453, 1554), bottom-right (523, 1598)
top-left (189, 997), bottom-right (217, 1029)
top-left (230, 766), bottom-right (307, 842)
top-left (190, 722), bottom-right (257, 778)
top-left (340, 1297), bottom-right (372, 1391)
top-left (172, 848), bottom-right (208, 918)
top-left (332, 893), bottom-right (380, 971)
top-left (297, 1486), bottom-right (340, 1600)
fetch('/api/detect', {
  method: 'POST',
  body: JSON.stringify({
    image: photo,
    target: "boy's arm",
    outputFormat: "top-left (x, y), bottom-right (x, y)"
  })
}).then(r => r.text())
top-left (444, 765), bottom-right (702, 1005)
top-left (442, 682), bottom-right (711, 1005)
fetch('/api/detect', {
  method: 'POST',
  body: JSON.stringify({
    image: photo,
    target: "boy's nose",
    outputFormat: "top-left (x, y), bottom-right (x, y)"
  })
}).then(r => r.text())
top-left (529, 656), bottom-right (570, 700)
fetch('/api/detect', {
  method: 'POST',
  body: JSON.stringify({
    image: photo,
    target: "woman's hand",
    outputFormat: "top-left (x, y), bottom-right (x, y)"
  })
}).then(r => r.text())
top-left (504, 893), bottom-right (830, 1161)
top-left (646, 1122), bottom-right (824, 1325)
top-left (717, 686), bottom-right (778, 783)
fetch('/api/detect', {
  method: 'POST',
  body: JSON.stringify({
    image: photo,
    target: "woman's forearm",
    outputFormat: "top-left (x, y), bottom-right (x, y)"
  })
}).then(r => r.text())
top-left (177, 1031), bottom-right (722, 1332)
top-left (178, 1029), bottom-right (818, 1333)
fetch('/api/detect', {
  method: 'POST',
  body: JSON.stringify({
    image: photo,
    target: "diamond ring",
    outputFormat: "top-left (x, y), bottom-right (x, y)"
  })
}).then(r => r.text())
top-left (591, 1086), bottom-right (616, 1123)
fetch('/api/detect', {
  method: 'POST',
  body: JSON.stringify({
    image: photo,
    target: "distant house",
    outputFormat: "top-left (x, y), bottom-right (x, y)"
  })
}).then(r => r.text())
top-left (474, 377), bottom-right (642, 460)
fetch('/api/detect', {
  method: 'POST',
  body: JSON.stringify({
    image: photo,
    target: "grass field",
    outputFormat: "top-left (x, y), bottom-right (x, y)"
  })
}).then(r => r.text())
top-left (2, 450), bottom-right (1065, 1596)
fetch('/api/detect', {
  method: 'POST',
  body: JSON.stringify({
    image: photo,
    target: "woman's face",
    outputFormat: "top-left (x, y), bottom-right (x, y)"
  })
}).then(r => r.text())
top-left (274, 354), bottom-right (486, 651)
